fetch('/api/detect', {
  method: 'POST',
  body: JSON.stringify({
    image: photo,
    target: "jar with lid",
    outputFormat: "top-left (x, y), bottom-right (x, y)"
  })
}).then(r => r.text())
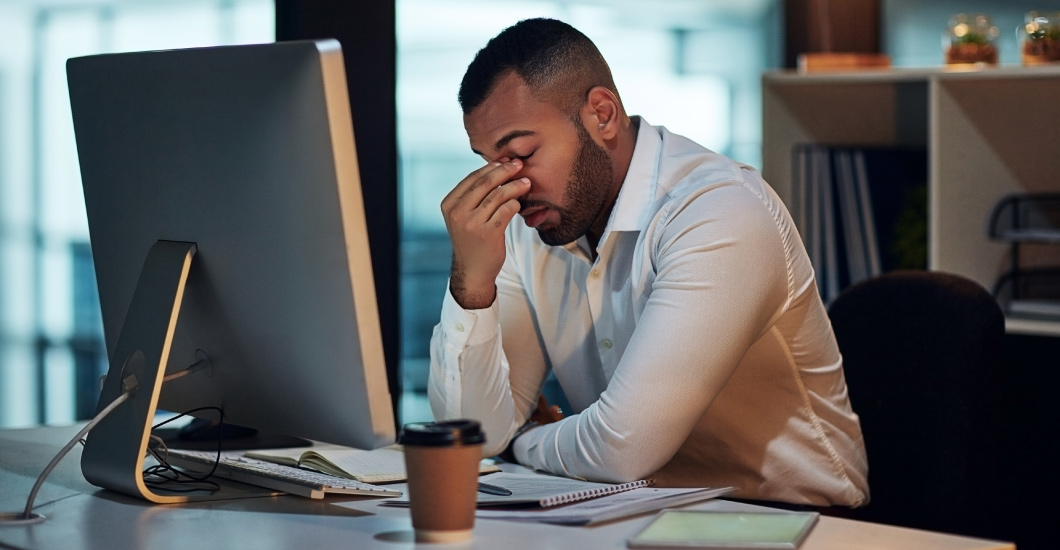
top-left (945, 13), bottom-right (1000, 65)
top-left (1020, 11), bottom-right (1060, 65)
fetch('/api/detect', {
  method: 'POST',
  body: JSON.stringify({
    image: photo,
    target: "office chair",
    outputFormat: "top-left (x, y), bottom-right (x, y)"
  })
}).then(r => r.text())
top-left (827, 269), bottom-right (1006, 539)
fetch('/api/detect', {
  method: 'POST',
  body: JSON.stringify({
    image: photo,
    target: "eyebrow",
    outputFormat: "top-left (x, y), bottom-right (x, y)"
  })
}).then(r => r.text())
top-left (471, 129), bottom-right (537, 156)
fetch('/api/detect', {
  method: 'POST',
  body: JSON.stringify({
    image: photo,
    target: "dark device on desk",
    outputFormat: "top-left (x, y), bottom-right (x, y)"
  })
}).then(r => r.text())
top-left (66, 39), bottom-right (395, 503)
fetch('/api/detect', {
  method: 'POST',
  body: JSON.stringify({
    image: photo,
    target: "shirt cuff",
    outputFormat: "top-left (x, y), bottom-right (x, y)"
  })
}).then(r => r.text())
top-left (440, 282), bottom-right (501, 347)
top-left (511, 424), bottom-right (537, 465)
top-left (498, 420), bottom-right (539, 463)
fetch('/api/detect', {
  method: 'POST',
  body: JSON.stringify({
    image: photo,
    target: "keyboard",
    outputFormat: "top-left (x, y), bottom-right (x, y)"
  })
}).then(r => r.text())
top-left (163, 449), bottom-right (404, 499)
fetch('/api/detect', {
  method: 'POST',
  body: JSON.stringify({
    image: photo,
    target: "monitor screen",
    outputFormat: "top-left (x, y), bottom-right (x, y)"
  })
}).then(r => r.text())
top-left (66, 39), bottom-right (395, 499)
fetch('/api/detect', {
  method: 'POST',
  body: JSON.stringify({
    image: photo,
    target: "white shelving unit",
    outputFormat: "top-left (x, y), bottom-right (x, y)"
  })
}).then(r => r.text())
top-left (762, 65), bottom-right (1060, 336)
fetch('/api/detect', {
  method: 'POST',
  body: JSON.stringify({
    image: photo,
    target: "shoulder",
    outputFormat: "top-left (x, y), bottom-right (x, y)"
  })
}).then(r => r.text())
top-left (649, 129), bottom-right (783, 241)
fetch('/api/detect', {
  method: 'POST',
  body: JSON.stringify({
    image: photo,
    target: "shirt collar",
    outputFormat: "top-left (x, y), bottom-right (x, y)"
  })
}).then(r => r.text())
top-left (606, 116), bottom-right (662, 233)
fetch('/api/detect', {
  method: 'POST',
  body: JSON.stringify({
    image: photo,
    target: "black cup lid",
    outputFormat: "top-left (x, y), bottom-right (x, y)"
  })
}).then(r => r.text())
top-left (399, 419), bottom-right (486, 446)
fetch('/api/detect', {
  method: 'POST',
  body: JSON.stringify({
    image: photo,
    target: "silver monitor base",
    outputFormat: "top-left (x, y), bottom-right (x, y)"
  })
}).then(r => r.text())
top-left (79, 240), bottom-right (209, 504)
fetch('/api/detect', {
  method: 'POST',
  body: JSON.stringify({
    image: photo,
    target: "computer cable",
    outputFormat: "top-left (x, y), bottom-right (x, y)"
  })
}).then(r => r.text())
top-left (0, 374), bottom-right (140, 526)
top-left (141, 406), bottom-right (225, 493)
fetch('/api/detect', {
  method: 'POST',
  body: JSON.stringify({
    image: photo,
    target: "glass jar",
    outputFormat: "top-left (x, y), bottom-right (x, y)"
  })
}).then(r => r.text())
top-left (1020, 11), bottom-right (1060, 66)
top-left (945, 13), bottom-right (1000, 65)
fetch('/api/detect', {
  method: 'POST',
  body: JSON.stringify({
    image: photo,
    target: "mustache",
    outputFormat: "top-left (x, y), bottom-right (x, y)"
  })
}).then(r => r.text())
top-left (518, 197), bottom-right (557, 211)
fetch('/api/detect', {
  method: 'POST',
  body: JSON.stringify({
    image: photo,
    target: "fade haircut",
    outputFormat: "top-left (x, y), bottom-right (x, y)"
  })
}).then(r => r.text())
top-left (458, 18), bottom-right (620, 116)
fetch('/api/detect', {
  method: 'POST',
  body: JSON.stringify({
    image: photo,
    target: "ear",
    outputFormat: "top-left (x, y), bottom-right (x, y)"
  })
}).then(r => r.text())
top-left (583, 86), bottom-right (621, 140)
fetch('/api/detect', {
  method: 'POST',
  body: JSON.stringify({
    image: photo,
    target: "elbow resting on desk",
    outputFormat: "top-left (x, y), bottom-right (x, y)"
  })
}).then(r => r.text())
top-left (513, 420), bottom-right (674, 484)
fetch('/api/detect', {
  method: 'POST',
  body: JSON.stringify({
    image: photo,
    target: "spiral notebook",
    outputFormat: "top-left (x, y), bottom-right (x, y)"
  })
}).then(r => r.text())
top-left (476, 486), bottom-right (735, 525)
top-left (383, 472), bottom-right (653, 508)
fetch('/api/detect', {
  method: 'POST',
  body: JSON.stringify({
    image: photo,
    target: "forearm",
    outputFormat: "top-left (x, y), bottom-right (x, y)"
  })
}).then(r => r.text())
top-left (427, 285), bottom-right (546, 457)
top-left (510, 309), bottom-right (746, 483)
top-left (510, 321), bottom-right (763, 483)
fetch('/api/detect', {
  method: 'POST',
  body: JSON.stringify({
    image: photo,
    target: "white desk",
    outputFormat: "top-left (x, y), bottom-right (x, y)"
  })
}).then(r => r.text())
top-left (0, 424), bottom-right (1015, 550)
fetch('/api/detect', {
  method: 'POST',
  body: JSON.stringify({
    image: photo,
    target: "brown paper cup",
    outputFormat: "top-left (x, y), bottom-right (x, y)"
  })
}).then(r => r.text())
top-left (399, 420), bottom-right (485, 543)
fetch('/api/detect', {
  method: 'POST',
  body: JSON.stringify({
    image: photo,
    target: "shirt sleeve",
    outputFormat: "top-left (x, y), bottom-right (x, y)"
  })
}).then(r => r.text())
top-left (512, 183), bottom-right (793, 482)
top-left (427, 235), bottom-right (551, 457)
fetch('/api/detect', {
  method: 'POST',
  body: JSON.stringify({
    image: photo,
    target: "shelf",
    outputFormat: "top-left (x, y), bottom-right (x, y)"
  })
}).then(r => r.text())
top-left (762, 64), bottom-right (1060, 334)
top-left (1005, 315), bottom-right (1060, 337)
top-left (991, 230), bottom-right (1060, 244)
top-left (763, 64), bottom-right (1060, 84)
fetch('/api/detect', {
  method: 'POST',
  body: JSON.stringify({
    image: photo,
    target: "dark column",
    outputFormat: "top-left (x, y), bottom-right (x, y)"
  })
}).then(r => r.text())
top-left (784, 0), bottom-right (880, 68)
top-left (998, 333), bottom-right (1059, 550)
top-left (275, 1), bottom-right (401, 426)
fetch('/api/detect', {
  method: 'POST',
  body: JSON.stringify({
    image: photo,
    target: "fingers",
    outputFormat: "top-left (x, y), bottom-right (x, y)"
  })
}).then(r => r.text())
top-left (483, 179), bottom-right (529, 228)
top-left (442, 158), bottom-right (525, 219)
top-left (444, 168), bottom-right (530, 238)
top-left (441, 159), bottom-right (531, 309)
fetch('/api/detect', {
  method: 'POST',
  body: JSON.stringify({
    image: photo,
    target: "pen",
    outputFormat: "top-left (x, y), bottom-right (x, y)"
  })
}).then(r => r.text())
top-left (477, 481), bottom-right (512, 496)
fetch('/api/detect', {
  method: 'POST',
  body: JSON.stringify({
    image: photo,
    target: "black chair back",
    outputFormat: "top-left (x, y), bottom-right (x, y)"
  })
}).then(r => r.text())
top-left (828, 270), bottom-right (1005, 538)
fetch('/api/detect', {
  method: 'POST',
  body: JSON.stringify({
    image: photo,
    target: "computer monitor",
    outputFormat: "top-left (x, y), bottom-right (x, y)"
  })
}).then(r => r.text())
top-left (66, 39), bottom-right (395, 503)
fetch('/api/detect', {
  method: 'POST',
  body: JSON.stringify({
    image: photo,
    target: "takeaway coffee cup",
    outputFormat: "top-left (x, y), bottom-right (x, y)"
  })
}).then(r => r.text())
top-left (399, 419), bottom-right (485, 543)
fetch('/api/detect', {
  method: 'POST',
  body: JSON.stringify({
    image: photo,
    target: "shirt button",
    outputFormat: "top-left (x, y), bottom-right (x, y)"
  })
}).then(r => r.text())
top-left (590, 269), bottom-right (601, 279)
top-left (601, 339), bottom-right (613, 350)
top-left (455, 322), bottom-right (465, 332)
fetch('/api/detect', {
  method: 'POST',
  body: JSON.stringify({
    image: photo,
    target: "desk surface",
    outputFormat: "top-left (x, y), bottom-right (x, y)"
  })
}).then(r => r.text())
top-left (0, 425), bottom-right (1015, 550)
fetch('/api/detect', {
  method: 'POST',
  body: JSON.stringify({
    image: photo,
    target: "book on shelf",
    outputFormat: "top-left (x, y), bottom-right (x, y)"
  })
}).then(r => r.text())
top-left (796, 52), bottom-right (892, 74)
top-left (820, 146), bottom-right (840, 301)
top-left (792, 144), bottom-right (927, 304)
top-left (834, 149), bottom-right (869, 283)
top-left (244, 444), bottom-right (499, 484)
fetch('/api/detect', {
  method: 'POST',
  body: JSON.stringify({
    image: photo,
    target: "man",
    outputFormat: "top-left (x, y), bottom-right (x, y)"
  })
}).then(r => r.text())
top-left (428, 17), bottom-right (868, 508)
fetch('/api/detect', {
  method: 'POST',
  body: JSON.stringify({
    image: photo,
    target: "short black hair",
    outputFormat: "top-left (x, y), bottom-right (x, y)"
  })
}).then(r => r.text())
top-left (458, 18), bottom-right (619, 115)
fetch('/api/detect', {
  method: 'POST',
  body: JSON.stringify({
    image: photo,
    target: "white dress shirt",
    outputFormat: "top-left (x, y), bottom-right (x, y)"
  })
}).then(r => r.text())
top-left (428, 118), bottom-right (869, 507)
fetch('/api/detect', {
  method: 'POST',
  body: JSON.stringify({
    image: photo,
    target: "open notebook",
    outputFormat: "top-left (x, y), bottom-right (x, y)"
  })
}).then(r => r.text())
top-left (245, 444), bottom-right (499, 484)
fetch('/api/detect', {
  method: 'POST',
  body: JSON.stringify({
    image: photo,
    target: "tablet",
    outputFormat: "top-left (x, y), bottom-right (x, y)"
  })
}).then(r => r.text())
top-left (627, 509), bottom-right (820, 549)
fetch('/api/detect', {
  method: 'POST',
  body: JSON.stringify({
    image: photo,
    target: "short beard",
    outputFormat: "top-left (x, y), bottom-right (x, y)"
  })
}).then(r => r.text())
top-left (533, 120), bottom-right (614, 246)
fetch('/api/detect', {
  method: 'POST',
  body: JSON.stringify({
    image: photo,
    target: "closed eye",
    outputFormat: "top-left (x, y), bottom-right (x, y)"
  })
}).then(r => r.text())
top-left (513, 152), bottom-right (534, 161)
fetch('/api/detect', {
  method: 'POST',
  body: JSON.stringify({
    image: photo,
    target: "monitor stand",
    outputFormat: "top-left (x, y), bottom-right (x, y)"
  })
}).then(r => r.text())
top-left (154, 417), bottom-right (311, 452)
top-left (79, 240), bottom-right (276, 503)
